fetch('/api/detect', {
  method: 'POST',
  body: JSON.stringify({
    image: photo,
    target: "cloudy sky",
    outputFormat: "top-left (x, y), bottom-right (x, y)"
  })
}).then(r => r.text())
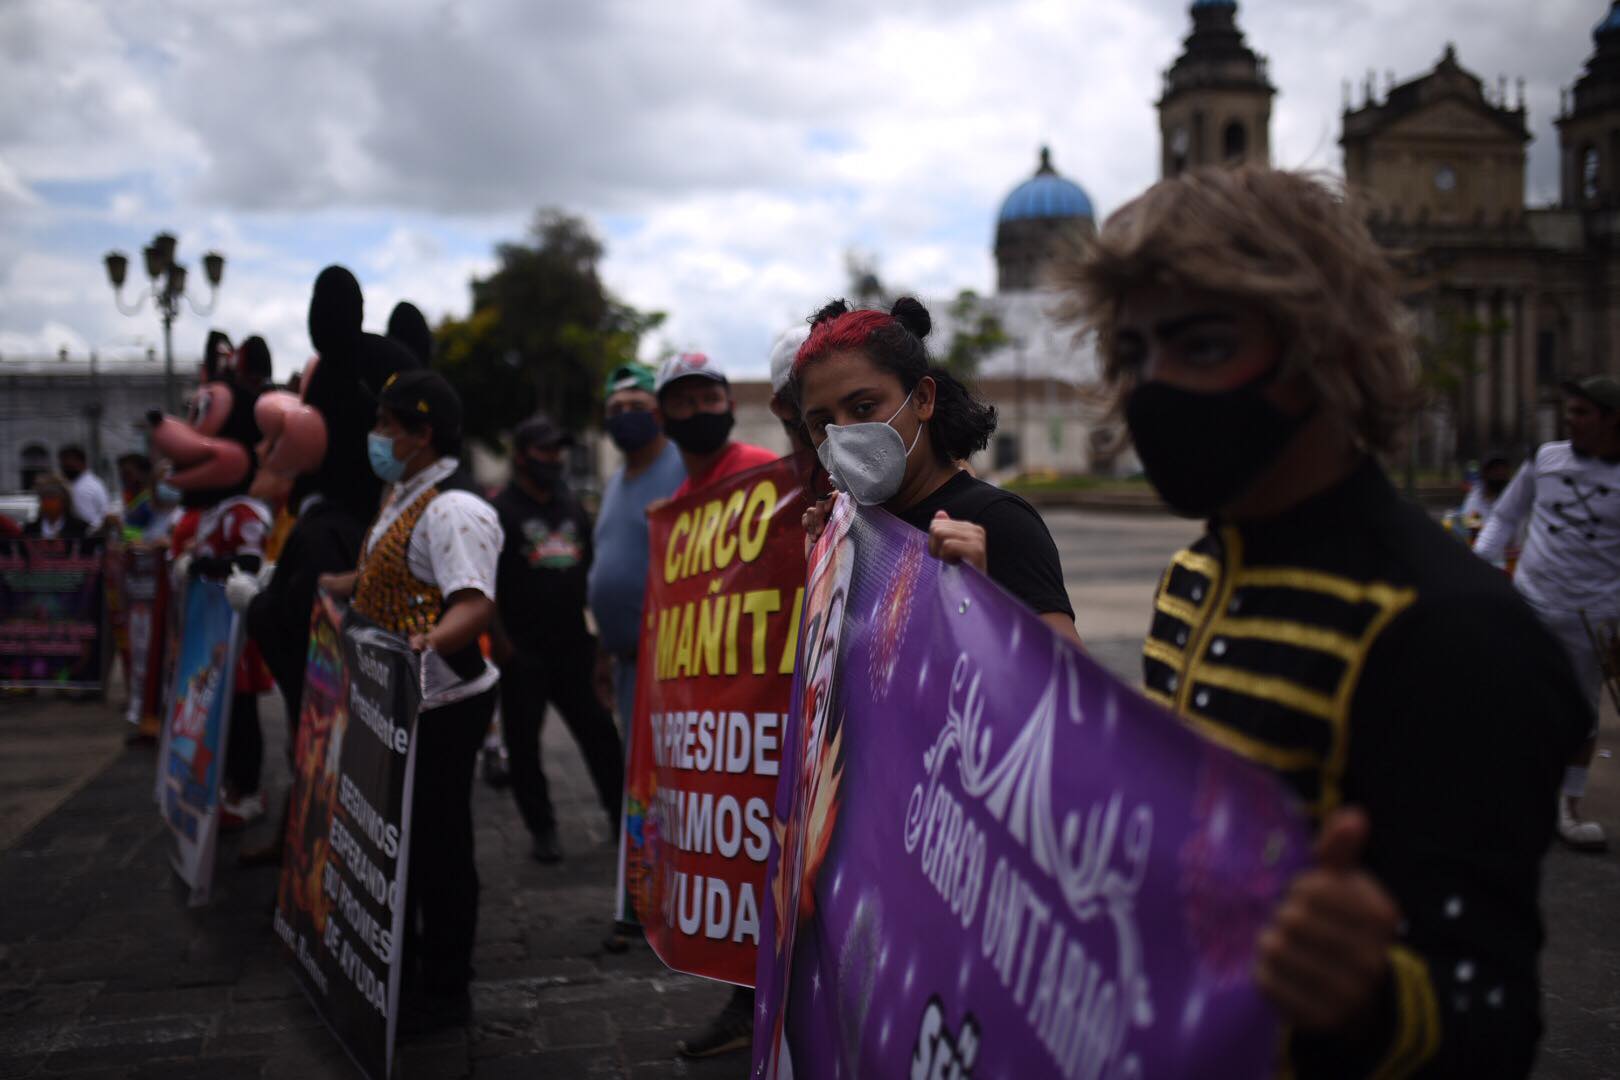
top-left (0, 0), bottom-right (1602, 382)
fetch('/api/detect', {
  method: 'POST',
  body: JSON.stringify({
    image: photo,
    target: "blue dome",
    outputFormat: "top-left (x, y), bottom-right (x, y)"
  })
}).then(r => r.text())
top-left (1192, 0), bottom-right (1236, 7)
top-left (1598, 4), bottom-right (1620, 35)
top-left (998, 148), bottom-right (1094, 223)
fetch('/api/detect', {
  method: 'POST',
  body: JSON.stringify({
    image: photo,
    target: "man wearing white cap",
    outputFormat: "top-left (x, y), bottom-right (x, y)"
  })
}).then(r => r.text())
top-left (657, 352), bottom-right (777, 500)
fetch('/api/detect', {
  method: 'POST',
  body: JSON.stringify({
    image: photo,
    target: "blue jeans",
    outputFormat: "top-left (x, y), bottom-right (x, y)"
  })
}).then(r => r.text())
top-left (612, 651), bottom-right (638, 737)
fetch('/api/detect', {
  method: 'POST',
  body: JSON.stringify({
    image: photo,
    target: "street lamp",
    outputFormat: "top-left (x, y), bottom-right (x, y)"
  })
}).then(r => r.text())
top-left (103, 232), bottom-right (225, 414)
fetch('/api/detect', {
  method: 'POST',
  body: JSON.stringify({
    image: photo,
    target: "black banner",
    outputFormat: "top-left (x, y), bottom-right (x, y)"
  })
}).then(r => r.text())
top-left (274, 597), bottom-right (419, 1080)
top-left (0, 537), bottom-right (106, 690)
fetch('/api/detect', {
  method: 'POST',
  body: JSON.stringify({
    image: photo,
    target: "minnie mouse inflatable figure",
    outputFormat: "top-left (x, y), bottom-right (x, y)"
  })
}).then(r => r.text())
top-left (149, 373), bottom-right (275, 828)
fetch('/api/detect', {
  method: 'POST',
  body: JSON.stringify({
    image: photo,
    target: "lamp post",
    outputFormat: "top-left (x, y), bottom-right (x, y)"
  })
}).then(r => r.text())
top-left (102, 233), bottom-right (225, 414)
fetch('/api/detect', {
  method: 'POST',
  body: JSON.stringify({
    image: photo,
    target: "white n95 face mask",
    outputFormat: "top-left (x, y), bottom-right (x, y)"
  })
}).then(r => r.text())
top-left (816, 389), bottom-right (925, 506)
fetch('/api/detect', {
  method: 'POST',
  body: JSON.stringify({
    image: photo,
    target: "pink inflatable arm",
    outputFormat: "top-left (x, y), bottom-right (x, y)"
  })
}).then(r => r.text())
top-left (255, 391), bottom-right (328, 478)
top-left (149, 412), bottom-right (250, 491)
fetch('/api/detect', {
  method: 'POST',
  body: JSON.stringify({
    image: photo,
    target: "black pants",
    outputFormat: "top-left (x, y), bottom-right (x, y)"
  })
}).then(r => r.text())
top-left (224, 692), bottom-right (262, 796)
top-left (404, 686), bottom-right (495, 996)
top-left (500, 646), bottom-right (623, 837)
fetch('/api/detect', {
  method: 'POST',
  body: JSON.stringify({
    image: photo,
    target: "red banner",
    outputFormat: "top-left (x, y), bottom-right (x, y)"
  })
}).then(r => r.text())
top-left (622, 456), bottom-right (809, 985)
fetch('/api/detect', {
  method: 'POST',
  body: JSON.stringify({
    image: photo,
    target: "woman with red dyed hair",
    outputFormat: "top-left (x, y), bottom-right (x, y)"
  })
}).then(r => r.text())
top-left (792, 297), bottom-right (1079, 644)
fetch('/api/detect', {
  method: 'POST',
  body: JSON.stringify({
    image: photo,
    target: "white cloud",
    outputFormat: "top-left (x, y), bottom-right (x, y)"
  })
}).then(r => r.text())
top-left (0, 0), bottom-right (1604, 389)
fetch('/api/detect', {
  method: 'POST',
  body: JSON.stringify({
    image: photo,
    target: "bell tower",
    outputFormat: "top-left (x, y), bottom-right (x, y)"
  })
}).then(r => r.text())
top-left (1157, 0), bottom-right (1275, 178)
top-left (1558, 3), bottom-right (1620, 208)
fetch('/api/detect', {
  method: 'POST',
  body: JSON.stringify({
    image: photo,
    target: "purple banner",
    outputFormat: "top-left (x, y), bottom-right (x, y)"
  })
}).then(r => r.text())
top-left (754, 498), bottom-right (1312, 1079)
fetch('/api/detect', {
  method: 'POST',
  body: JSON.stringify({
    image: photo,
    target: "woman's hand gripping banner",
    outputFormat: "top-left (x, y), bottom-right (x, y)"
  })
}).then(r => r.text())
top-left (621, 456), bottom-right (809, 986)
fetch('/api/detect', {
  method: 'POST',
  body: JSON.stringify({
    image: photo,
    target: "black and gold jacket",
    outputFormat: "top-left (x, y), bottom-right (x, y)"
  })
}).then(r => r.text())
top-left (1144, 459), bottom-right (1590, 1079)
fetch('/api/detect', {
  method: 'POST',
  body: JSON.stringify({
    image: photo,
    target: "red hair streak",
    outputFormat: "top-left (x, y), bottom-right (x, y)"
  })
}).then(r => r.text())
top-left (794, 309), bottom-right (896, 373)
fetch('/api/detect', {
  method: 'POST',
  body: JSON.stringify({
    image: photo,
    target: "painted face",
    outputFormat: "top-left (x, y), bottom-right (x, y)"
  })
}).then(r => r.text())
top-left (1111, 286), bottom-right (1312, 518)
top-left (1111, 286), bottom-right (1283, 394)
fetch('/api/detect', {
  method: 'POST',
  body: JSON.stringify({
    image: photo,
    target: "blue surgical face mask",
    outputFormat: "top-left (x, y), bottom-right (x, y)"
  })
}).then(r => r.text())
top-left (815, 389), bottom-right (924, 506)
top-left (155, 481), bottom-right (182, 505)
top-left (368, 431), bottom-right (407, 483)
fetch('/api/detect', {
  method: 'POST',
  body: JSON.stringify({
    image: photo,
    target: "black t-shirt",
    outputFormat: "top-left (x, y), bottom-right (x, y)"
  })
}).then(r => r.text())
top-left (895, 471), bottom-right (1073, 618)
top-left (492, 484), bottom-right (595, 652)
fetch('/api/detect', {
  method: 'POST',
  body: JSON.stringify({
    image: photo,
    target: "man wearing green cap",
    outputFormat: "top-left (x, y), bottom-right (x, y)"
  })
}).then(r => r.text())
top-left (588, 363), bottom-right (686, 739)
top-left (1478, 374), bottom-right (1620, 851)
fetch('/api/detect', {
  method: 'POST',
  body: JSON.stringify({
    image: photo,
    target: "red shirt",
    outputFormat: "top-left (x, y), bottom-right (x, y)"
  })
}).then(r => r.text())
top-left (671, 441), bottom-right (779, 501)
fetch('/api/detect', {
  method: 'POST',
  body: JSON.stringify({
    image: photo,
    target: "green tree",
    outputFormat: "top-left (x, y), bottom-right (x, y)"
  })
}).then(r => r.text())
top-left (941, 289), bottom-right (1008, 380)
top-left (1407, 300), bottom-right (1509, 490)
top-left (434, 210), bottom-right (663, 449)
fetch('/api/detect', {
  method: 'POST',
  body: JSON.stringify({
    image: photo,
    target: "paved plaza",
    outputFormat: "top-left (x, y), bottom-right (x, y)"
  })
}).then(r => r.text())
top-left (1, 508), bottom-right (1617, 1078)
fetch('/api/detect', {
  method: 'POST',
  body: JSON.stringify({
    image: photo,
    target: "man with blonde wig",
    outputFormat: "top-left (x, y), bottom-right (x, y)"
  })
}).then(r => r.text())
top-left (1060, 166), bottom-right (1587, 1076)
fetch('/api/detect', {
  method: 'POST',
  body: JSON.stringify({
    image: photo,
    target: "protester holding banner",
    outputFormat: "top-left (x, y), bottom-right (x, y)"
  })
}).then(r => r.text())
top-left (24, 474), bottom-right (90, 540)
top-left (321, 369), bottom-right (502, 1035)
top-left (628, 350), bottom-right (784, 1059)
top-left (589, 363), bottom-right (686, 743)
top-left (588, 364), bottom-right (683, 952)
top-left (793, 297), bottom-right (1079, 644)
top-left (1059, 165), bottom-right (1589, 1076)
top-left (492, 413), bottom-right (624, 864)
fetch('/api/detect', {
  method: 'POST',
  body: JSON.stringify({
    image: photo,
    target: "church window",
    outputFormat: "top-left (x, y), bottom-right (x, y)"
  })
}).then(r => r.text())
top-left (1170, 126), bottom-right (1190, 175)
top-left (1583, 146), bottom-right (1601, 201)
top-left (1222, 121), bottom-right (1247, 162)
top-left (1536, 330), bottom-right (1557, 386)
top-left (1434, 165), bottom-right (1457, 193)
top-left (994, 433), bottom-right (1020, 471)
top-left (20, 444), bottom-right (49, 492)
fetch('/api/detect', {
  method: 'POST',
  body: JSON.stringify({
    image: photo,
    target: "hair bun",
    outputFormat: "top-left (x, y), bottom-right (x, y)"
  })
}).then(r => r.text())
top-left (810, 299), bottom-right (852, 327)
top-left (890, 296), bottom-right (931, 340)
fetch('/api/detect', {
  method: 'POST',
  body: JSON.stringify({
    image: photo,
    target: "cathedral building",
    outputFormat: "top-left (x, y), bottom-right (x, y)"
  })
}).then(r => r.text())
top-left (1157, 0), bottom-right (1620, 465)
top-left (972, 0), bottom-right (1620, 471)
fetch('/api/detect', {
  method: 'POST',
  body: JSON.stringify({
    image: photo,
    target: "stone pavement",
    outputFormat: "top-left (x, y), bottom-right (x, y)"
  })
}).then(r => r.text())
top-left (0, 694), bottom-right (124, 852)
top-left (0, 692), bottom-right (740, 1079)
top-left (1, 507), bottom-right (1618, 1077)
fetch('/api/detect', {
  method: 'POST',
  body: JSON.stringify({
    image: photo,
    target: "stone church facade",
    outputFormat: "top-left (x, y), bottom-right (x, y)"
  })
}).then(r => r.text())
top-left (987, 0), bottom-right (1620, 470)
top-left (1162, 0), bottom-right (1620, 465)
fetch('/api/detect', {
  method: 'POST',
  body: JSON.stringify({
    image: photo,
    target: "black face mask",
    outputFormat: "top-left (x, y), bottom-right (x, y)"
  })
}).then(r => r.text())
top-left (521, 458), bottom-right (563, 492)
top-left (1124, 366), bottom-right (1310, 518)
top-left (1483, 476), bottom-right (1509, 497)
top-left (606, 410), bottom-right (660, 453)
top-left (664, 409), bottom-right (734, 456)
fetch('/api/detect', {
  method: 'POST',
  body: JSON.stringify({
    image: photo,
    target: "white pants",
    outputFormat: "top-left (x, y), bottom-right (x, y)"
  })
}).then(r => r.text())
top-left (1531, 604), bottom-right (1606, 738)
